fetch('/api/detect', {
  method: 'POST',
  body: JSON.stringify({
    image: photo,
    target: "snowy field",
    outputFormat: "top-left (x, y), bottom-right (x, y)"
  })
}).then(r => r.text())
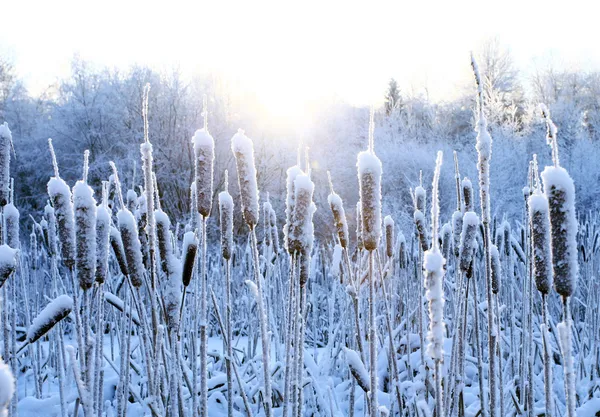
top-left (0, 56), bottom-right (600, 417)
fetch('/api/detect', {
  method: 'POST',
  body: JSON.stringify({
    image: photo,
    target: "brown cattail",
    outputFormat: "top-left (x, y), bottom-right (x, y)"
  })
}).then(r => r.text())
top-left (4, 202), bottom-right (19, 249)
top-left (344, 347), bottom-right (370, 393)
top-left (414, 210), bottom-right (429, 252)
top-left (284, 165), bottom-right (303, 254)
top-left (459, 212), bottom-right (479, 273)
top-left (181, 231), bottom-right (198, 287)
top-left (415, 185), bottom-right (426, 213)
top-left (95, 198), bottom-right (111, 284)
top-left (73, 151), bottom-right (97, 290)
top-left (218, 173), bottom-right (234, 261)
top-left (155, 209), bottom-right (175, 276)
top-left (327, 172), bottom-right (349, 249)
top-left (109, 226), bottom-right (128, 277)
top-left (0, 123), bottom-right (12, 207)
top-left (462, 178), bottom-right (473, 212)
top-left (529, 191), bottom-right (553, 294)
top-left (289, 173), bottom-right (315, 256)
top-left (231, 129), bottom-right (259, 227)
top-left (441, 222), bottom-right (452, 262)
top-left (47, 139), bottom-right (75, 269)
top-left (193, 125), bottom-right (215, 218)
top-left (490, 244), bottom-right (501, 294)
top-left (0, 245), bottom-right (17, 289)
top-left (397, 232), bottom-right (407, 268)
top-left (452, 210), bottom-right (463, 258)
top-left (384, 215), bottom-right (394, 258)
top-left (26, 295), bottom-right (73, 345)
top-left (357, 150), bottom-right (382, 252)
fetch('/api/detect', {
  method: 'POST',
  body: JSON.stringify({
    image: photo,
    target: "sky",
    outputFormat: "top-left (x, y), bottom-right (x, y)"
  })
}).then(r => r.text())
top-left (1, 0), bottom-right (599, 125)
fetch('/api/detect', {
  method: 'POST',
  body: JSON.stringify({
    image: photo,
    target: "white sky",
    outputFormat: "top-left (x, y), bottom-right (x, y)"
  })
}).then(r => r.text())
top-left (1, 0), bottom-right (599, 124)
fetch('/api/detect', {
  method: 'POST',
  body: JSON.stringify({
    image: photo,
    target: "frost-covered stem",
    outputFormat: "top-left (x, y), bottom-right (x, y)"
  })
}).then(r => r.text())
top-left (494, 295), bottom-right (504, 417)
top-left (225, 258), bottom-right (233, 417)
top-left (199, 216), bottom-right (208, 417)
top-left (93, 286), bottom-right (104, 417)
top-left (471, 263), bottom-right (487, 417)
top-left (57, 322), bottom-right (68, 417)
top-left (368, 251), bottom-right (378, 417)
top-left (559, 297), bottom-right (576, 417)
top-left (250, 227), bottom-right (272, 417)
top-left (291, 258), bottom-right (300, 417)
top-left (541, 294), bottom-right (553, 417)
top-left (283, 254), bottom-right (296, 417)
top-left (67, 345), bottom-right (93, 417)
top-left (295, 280), bottom-right (306, 417)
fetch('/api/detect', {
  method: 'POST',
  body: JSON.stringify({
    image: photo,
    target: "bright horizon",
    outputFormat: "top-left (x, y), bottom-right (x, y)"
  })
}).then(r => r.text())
top-left (2, 0), bottom-right (599, 126)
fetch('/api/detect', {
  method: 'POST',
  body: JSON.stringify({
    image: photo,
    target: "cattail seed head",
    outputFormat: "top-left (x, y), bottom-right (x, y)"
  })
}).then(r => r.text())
top-left (126, 189), bottom-right (138, 213)
top-left (490, 244), bottom-right (501, 294)
top-left (193, 128), bottom-right (215, 218)
top-left (218, 174), bottom-right (234, 261)
top-left (397, 231), bottom-right (406, 268)
top-left (118, 208), bottom-right (145, 287)
top-left (502, 221), bottom-right (511, 257)
top-left (415, 185), bottom-right (426, 213)
top-left (0, 245), bottom-right (17, 289)
top-left (542, 166), bottom-right (578, 298)
top-left (284, 165), bottom-right (303, 254)
top-left (4, 203), bottom-right (19, 249)
top-left (414, 210), bottom-right (429, 252)
top-left (0, 123), bottom-right (12, 207)
top-left (384, 215), bottom-right (394, 258)
top-left (95, 203), bottom-right (111, 284)
top-left (357, 151), bottom-right (382, 252)
top-left (459, 212), bottom-right (479, 273)
top-left (109, 226), bottom-right (128, 277)
top-left (27, 295), bottom-right (73, 345)
top-left (155, 209), bottom-right (175, 276)
top-left (452, 210), bottom-right (463, 258)
top-left (441, 222), bottom-right (452, 262)
top-left (290, 174), bottom-right (315, 255)
top-left (462, 178), bottom-right (473, 212)
top-left (231, 129), bottom-right (259, 228)
top-left (327, 180), bottom-right (349, 249)
top-left (181, 231), bottom-right (198, 287)
top-left (529, 192), bottom-right (553, 294)
top-left (300, 252), bottom-right (310, 287)
top-left (73, 176), bottom-right (97, 290)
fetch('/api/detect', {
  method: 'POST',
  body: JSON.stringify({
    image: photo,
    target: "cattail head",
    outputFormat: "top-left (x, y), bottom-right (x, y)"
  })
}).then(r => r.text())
top-left (0, 123), bottom-right (12, 207)
top-left (192, 126), bottom-right (215, 218)
top-left (218, 171), bottom-right (234, 261)
top-left (290, 173), bottom-right (315, 255)
top-left (284, 165), bottom-right (303, 254)
top-left (490, 244), bottom-right (501, 294)
top-left (384, 215), bottom-right (394, 258)
top-left (462, 178), bottom-right (473, 212)
top-left (415, 185), bottom-right (426, 213)
top-left (45, 203), bottom-right (57, 257)
top-left (414, 210), bottom-right (429, 252)
top-left (231, 129), bottom-right (259, 227)
top-left (452, 210), bottom-right (463, 258)
top-left (109, 226), bottom-right (128, 277)
top-left (397, 231), bottom-right (406, 268)
top-left (47, 139), bottom-right (75, 269)
top-left (502, 221), bottom-right (511, 257)
top-left (529, 191), bottom-right (553, 294)
top-left (327, 172), bottom-right (349, 249)
top-left (4, 203), bottom-right (19, 249)
top-left (441, 222), bottom-right (452, 262)
top-left (459, 211), bottom-right (480, 273)
top-left (0, 245), bottom-right (17, 289)
top-left (155, 209), bottom-right (175, 276)
top-left (95, 202), bottom-right (110, 284)
top-left (270, 206), bottom-right (280, 255)
top-left (27, 295), bottom-right (73, 345)
top-left (73, 151), bottom-right (97, 290)
top-left (357, 150), bottom-right (382, 252)
top-left (181, 231), bottom-right (198, 287)
top-left (126, 189), bottom-right (138, 213)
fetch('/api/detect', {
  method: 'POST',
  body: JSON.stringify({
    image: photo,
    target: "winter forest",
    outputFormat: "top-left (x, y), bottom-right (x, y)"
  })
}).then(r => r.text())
top-left (2, 29), bottom-right (600, 417)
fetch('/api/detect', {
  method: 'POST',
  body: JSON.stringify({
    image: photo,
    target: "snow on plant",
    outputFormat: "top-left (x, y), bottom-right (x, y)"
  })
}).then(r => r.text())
top-left (0, 123), bottom-right (12, 207)
top-left (0, 245), bottom-right (17, 289)
top-left (25, 295), bottom-right (73, 346)
top-left (327, 171), bottom-right (349, 249)
top-left (231, 129), bottom-right (260, 228)
top-left (0, 357), bottom-right (14, 417)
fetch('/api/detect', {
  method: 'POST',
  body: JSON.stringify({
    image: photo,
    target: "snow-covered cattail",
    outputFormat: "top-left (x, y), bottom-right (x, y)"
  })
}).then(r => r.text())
top-left (441, 222), bottom-right (452, 262)
top-left (490, 244), bottom-right (501, 294)
top-left (73, 151), bottom-right (97, 290)
top-left (284, 165), bottom-right (303, 254)
top-left (357, 150), bottom-right (382, 252)
top-left (290, 173), bottom-right (315, 255)
top-left (459, 212), bottom-right (479, 273)
top-left (109, 226), bottom-right (128, 277)
top-left (0, 123), bottom-right (12, 207)
top-left (218, 171), bottom-right (234, 261)
top-left (45, 203), bottom-right (57, 257)
top-left (452, 210), bottom-right (463, 258)
top-left (231, 129), bottom-right (259, 228)
top-left (181, 231), bottom-right (198, 287)
top-left (415, 184), bottom-right (426, 213)
top-left (263, 199), bottom-right (272, 247)
top-left (4, 202), bottom-right (19, 249)
top-left (414, 210), bottom-right (429, 252)
top-left (26, 295), bottom-right (73, 345)
top-left (384, 215), bottom-right (394, 258)
top-left (344, 347), bottom-right (370, 393)
top-left (529, 191), bottom-right (553, 294)
top-left (502, 221), bottom-right (511, 257)
top-left (327, 172), bottom-right (349, 249)
top-left (462, 178), bottom-right (473, 212)
top-left (47, 139), bottom-right (75, 269)
top-left (0, 245), bottom-right (17, 289)
top-left (126, 189), bottom-right (138, 213)
top-left (300, 249), bottom-right (311, 286)
top-left (95, 188), bottom-right (111, 284)
top-left (193, 126), bottom-right (215, 218)
top-left (111, 162), bottom-right (145, 287)
top-left (155, 209), bottom-right (174, 276)
top-left (397, 231), bottom-right (406, 268)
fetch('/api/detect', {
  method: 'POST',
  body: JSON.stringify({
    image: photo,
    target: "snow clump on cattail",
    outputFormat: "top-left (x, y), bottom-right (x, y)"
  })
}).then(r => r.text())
top-left (231, 129), bottom-right (259, 227)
